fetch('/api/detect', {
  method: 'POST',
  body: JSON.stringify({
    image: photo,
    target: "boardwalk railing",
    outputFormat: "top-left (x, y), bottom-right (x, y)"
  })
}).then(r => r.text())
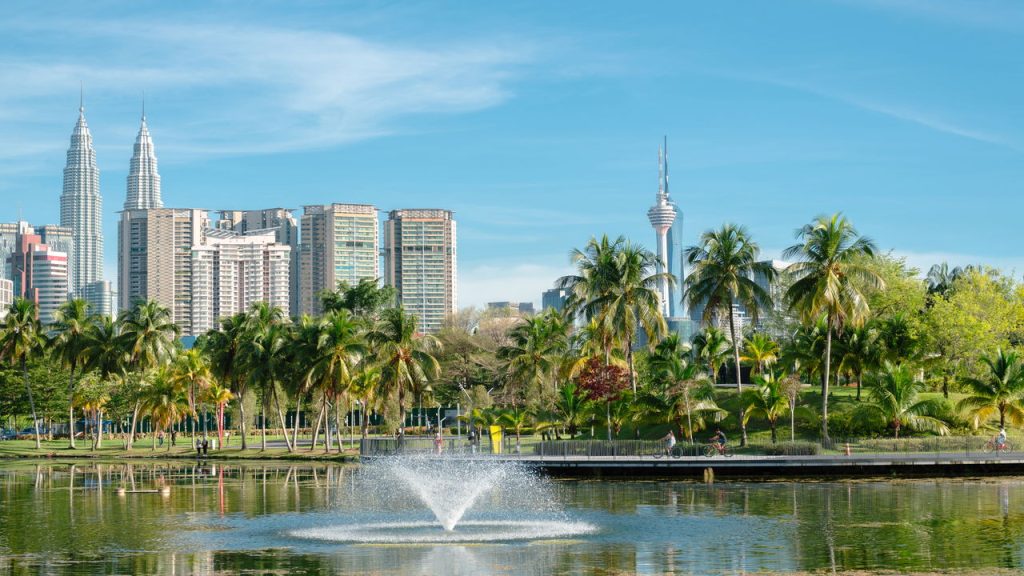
top-left (360, 435), bottom-right (1015, 459)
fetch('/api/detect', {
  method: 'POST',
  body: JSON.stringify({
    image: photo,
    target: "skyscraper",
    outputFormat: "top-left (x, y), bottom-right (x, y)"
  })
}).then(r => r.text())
top-left (59, 97), bottom-right (102, 301)
top-left (7, 223), bottom-right (68, 324)
top-left (124, 108), bottom-right (162, 210)
top-left (118, 208), bottom-right (208, 335)
top-left (647, 137), bottom-right (678, 317)
top-left (541, 288), bottom-right (569, 313)
top-left (384, 209), bottom-right (457, 333)
top-left (217, 208), bottom-right (300, 316)
top-left (299, 204), bottom-right (379, 316)
top-left (191, 228), bottom-right (291, 334)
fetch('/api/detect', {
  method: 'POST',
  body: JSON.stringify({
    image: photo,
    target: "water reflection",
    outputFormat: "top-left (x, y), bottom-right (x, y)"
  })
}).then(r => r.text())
top-left (2, 462), bottom-right (1024, 574)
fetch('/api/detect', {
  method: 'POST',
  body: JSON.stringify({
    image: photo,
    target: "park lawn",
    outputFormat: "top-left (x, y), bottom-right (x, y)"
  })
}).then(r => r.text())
top-left (0, 437), bottom-right (359, 460)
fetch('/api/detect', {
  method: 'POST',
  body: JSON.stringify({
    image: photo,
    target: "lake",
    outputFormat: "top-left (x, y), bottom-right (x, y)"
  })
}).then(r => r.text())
top-left (1, 460), bottom-right (1022, 575)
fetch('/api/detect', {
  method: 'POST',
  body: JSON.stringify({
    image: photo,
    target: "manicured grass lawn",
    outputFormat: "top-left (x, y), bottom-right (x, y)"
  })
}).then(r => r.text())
top-left (0, 435), bottom-right (360, 459)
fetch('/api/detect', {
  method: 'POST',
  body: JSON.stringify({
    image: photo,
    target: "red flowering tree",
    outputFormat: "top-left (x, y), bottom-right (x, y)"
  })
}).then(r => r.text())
top-left (574, 357), bottom-right (630, 440)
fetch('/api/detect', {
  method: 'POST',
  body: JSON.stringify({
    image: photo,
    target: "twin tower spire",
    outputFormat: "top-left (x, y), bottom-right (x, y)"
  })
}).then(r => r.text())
top-left (125, 96), bottom-right (163, 210)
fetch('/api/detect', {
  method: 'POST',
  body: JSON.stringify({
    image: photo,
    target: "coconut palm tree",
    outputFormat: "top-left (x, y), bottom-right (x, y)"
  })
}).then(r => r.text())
top-left (957, 349), bottom-right (1024, 430)
top-left (836, 323), bottom-right (881, 401)
top-left (498, 407), bottom-right (532, 452)
top-left (142, 368), bottom-right (190, 451)
top-left (691, 326), bottom-right (730, 383)
top-left (243, 310), bottom-right (293, 451)
top-left (601, 242), bottom-right (671, 393)
top-left (350, 365), bottom-right (382, 440)
top-left (685, 224), bottom-right (775, 397)
top-left (558, 234), bottom-right (626, 355)
top-left (0, 298), bottom-right (46, 449)
top-left (367, 307), bottom-right (440, 429)
top-left (50, 298), bottom-right (94, 449)
top-left (498, 310), bottom-right (569, 404)
top-left (205, 382), bottom-right (234, 448)
top-left (309, 309), bottom-right (366, 452)
top-left (552, 381), bottom-right (592, 439)
top-left (118, 300), bottom-right (179, 449)
top-left (203, 312), bottom-right (250, 448)
top-left (172, 348), bottom-right (213, 439)
top-left (783, 213), bottom-right (883, 442)
top-left (861, 363), bottom-right (948, 438)
top-left (741, 333), bottom-right (779, 376)
top-left (640, 356), bottom-right (722, 442)
top-left (741, 373), bottom-right (792, 443)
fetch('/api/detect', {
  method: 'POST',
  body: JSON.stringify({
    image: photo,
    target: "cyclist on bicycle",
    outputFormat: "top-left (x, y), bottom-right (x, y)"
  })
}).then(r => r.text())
top-left (712, 429), bottom-right (727, 454)
top-left (996, 428), bottom-right (1007, 450)
top-left (661, 430), bottom-right (676, 456)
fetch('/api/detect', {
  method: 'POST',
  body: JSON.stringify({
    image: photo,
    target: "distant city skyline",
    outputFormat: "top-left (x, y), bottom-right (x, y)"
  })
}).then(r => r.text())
top-left (3, 2), bottom-right (1024, 309)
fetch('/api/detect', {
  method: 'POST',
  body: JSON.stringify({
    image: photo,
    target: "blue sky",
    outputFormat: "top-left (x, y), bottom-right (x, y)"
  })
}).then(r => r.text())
top-left (2, 1), bottom-right (1023, 307)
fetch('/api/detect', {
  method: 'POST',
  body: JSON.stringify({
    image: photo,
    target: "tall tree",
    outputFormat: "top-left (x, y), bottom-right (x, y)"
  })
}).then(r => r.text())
top-left (498, 310), bottom-right (569, 404)
top-left (241, 303), bottom-right (292, 451)
top-left (783, 213), bottom-right (882, 442)
top-left (0, 298), bottom-right (46, 449)
top-left (685, 223), bottom-right (775, 398)
top-left (172, 348), bottom-right (213, 440)
top-left (203, 313), bottom-right (250, 449)
top-left (958, 349), bottom-right (1024, 431)
top-left (741, 333), bottom-right (779, 376)
top-left (50, 298), bottom-right (94, 449)
top-left (691, 326), bottom-right (730, 383)
top-left (309, 309), bottom-right (366, 453)
top-left (368, 307), bottom-right (441, 429)
top-left (118, 300), bottom-right (179, 449)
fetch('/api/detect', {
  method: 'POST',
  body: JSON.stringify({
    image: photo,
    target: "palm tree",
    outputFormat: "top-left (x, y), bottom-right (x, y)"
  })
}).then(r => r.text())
top-left (172, 348), bottom-right (213, 440)
top-left (309, 309), bottom-right (366, 452)
top-left (142, 368), bottom-right (190, 451)
top-left (204, 383), bottom-right (234, 448)
top-left (691, 326), bottom-right (730, 383)
top-left (51, 299), bottom-right (94, 449)
top-left (552, 381), bottom-right (592, 439)
top-left (601, 242), bottom-right (671, 393)
top-left (958, 349), bottom-right (1024, 430)
top-left (861, 363), bottom-right (948, 438)
top-left (685, 224), bottom-right (775, 399)
top-left (498, 311), bottom-right (569, 404)
top-left (498, 407), bottom-right (532, 452)
top-left (203, 313), bottom-right (250, 448)
top-left (242, 306), bottom-right (293, 451)
top-left (742, 333), bottom-right (779, 376)
top-left (368, 307), bottom-right (440, 429)
top-left (640, 356), bottom-right (722, 442)
top-left (558, 235), bottom-right (626, 356)
top-left (836, 324), bottom-right (880, 401)
top-left (783, 213), bottom-right (883, 442)
top-left (82, 315), bottom-right (127, 447)
top-left (349, 365), bottom-right (382, 440)
top-left (741, 373), bottom-right (792, 443)
top-left (0, 298), bottom-right (46, 449)
top-left (118, 300), bottom-right (179, 449)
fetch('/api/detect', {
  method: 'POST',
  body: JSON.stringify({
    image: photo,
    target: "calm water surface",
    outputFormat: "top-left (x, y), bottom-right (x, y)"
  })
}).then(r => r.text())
top-left (1, 461), bottom-right (1023, 575)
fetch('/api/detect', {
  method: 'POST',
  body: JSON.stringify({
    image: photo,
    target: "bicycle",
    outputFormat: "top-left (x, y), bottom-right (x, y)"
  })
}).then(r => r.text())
top-left (983, 438), bottom-right (1013, 453)
top-left (704, 443), bottom-right (733, 458)
top-left (653, 445), bottom-right (684, 459)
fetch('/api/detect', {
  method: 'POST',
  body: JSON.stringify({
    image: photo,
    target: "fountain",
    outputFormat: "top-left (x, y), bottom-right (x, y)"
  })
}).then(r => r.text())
top-left (290, 454), bottom-right (596, 543)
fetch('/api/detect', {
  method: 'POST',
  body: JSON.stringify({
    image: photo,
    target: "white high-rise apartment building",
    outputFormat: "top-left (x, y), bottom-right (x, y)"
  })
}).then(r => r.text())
top-left (299, 204), bottom-right (379, 316)
top-left (217, 209), bottom-right (299, 316)
top-left (191, 229), bottom-right (291, 334)
top-left (60, 100), bottom-right (103, 304)
top-left (118, 208), bottom-right (208, 335)
top-left (124, 111), bottom-right (163, 210)
top-left (0, 278), bottom-right (12, 321)
top-left (384, 209), bottom-right (457, 334)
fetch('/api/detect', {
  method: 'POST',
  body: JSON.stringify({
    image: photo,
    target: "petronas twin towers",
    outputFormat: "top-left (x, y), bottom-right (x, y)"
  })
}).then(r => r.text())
top-left (58, 97), bottom-right (162, 313)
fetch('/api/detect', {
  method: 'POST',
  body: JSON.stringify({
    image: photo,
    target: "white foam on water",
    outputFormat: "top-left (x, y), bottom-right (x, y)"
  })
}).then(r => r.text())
top-left (290, 519), bottom-right (598, 544)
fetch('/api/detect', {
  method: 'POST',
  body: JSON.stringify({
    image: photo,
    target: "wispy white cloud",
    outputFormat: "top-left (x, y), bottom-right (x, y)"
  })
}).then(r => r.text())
top-left (0, 17), bottom-right (534, 160)
top-left (841, 0), bottom-right (1024, 32)
top-left (717, 71), bottom-right (1021, 152)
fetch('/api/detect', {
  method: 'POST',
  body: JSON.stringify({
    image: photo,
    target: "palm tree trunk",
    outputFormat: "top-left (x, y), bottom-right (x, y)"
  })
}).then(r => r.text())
top-left (606, 401), bottom-right (612, 441)
top-left (128, 401), bottom-right (140, 451)
top-left (292, 394), bottom-right (303, 451)
top-left (311, 402), bottom-right (325, 452)
top-left (728, 304), bottom-right (747, 447)
top-left (216, 404), bottom-right (224, 448)
top-left (334, 401), bottom-right (344, 454)
top-left (770, 420), bottom-right (777, 444)
top-left (272, 387), bottom-right (294, 452)
top-left (94, 409), bottom-right (103, 450)
top-left (260, 399), bottom-right (267, 451)
top-left (237, 388), bottom-right (248, 450)
top-left (822, 325), bottom-right (833, 443)
top-left (856, 368), bottom-right (862, 401)
top-left (790, 400), bottom-right (796, 442)
top-left (23, 358), bottom-right (41, 450)
top-left (68, 366), bottom-right (76, 449)
top-left (626, 346), bottom-right (637, 395)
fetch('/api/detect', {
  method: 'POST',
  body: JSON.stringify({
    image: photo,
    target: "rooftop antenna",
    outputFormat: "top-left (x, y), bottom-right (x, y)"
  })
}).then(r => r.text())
top-left (142, 90), bottom-right (145, 121)
top-left (79, 81), bottom-right (84, 114)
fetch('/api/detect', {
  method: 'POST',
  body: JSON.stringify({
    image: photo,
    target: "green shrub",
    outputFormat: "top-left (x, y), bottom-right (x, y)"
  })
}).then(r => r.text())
top-left (763, 441), bottom-right (820, 456)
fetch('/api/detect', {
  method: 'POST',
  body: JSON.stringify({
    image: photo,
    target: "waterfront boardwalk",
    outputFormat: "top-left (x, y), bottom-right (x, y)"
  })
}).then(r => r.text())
top-left (363, 451), bottom-right (1024, 477)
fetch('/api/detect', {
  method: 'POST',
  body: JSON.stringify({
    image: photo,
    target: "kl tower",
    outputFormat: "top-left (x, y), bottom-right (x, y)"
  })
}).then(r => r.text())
top-left (647, 137), bottom-right (677, 317)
